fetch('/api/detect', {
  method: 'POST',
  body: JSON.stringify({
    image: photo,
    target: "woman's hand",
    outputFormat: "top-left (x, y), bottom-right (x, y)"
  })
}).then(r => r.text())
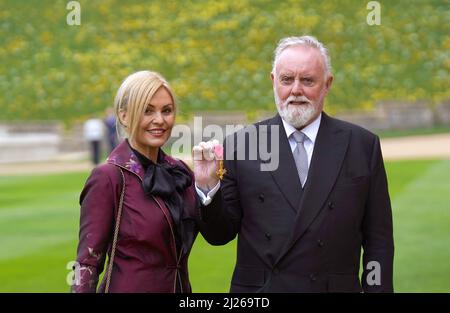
top-left (192, 140), bottom-right (223, 192)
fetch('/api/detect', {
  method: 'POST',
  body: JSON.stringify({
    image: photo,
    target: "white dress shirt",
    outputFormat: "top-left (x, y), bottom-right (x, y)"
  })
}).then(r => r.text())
top-left (196, 113), bottom-right (322, 205)
top-left (195, 181), bottom-right (221, 206)
top-left (282, 113), bottom-right (321, 182)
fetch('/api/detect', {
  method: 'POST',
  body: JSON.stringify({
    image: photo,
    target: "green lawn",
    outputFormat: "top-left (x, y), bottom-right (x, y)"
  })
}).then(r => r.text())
top-left (0, 159), bottom-right (449, 292)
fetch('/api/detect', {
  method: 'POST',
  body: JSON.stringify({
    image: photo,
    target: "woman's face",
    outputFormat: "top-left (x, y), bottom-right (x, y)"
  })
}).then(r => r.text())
top-left (131, 87), bottom-right (175, 157)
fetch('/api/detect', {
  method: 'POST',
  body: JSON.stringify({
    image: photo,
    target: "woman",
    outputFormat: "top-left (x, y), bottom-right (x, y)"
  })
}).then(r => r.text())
top-left (72, 71), bottom-right (218, 293)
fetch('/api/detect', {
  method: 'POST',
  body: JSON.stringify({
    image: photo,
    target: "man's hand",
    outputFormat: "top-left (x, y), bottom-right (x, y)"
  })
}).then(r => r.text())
top-left (192, 140), bottom-right (223, 192)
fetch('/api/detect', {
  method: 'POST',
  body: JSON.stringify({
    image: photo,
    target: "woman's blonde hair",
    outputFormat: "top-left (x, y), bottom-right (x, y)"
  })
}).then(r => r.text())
top-left (113, 70), bottom-right (175, 140)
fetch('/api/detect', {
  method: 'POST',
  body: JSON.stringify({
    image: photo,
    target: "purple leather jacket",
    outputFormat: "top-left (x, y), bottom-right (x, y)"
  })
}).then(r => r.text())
top-left (72, 140), bottom-right (204, 293)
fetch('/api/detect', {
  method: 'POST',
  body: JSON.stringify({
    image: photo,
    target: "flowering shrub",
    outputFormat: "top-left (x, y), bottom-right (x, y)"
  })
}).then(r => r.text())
top-left (0, 0), bottom-right (448, 123)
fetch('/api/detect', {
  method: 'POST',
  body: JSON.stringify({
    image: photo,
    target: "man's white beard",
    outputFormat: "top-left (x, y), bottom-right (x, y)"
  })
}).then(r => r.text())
top-left (274, 90), bottom-right (321, 129)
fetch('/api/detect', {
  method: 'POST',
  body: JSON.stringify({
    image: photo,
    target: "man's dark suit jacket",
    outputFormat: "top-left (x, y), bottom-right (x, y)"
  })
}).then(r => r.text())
top-left (201, 112), bottom-right (394, 293)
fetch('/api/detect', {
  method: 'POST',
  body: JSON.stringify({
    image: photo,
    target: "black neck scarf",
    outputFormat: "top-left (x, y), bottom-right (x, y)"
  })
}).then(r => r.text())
top-left (127, 141), bottom-right (192, 254)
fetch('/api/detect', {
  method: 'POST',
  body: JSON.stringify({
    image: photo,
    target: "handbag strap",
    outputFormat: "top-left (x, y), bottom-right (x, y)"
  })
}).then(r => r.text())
top-left (104, 167), bottom-right (125, 293)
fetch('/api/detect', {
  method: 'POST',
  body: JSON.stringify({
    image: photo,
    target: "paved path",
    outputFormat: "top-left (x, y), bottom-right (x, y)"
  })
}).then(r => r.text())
top-left (380, 133), bottom-right (450, 160)
top-left (0, 161), bottom-right (93, 176)
top-left (1, 133), bottom-right (449, 176)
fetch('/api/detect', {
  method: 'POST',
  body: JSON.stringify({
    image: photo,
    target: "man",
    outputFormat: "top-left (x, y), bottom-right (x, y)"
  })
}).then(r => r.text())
top-left (194, 36), bottom-right (394, 292)
top-left (83, 116), bottom-right (105, 165)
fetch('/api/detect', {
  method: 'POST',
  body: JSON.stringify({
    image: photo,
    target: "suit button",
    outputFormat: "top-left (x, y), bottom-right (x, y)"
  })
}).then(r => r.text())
top-left (310, 274), bottom-right (317, 282)
top-left (273, 268), bottom-right (279, 275)
top-left (265, 233), bottom-right (271, 240)
top-left (317, 240), bottom-right (324, 247)
top-left (328, 201), bottom-right (335, 210)
top-left (258, 194), bottom-right (265, 202)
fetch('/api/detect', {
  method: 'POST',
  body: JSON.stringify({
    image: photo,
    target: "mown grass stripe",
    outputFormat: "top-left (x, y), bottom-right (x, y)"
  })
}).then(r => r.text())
top-left (392, 159), bottom-right (450, 292)
top-left (0, 160), bottom-right (448, 292)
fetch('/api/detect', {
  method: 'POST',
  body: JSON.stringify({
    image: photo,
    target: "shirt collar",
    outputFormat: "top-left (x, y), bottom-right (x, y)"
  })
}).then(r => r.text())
top-left (281, 112), bottom-right (322, 145)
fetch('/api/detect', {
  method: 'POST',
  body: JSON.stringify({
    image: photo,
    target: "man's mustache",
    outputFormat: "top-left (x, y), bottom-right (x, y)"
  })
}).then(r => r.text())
top-left (284, 96), bottom-right (312, 106)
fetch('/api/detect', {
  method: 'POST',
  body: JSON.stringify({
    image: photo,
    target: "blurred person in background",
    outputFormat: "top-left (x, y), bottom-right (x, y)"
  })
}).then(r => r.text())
top-left (72, 70), bottom-right (219, 293)
top-left (83, 116), bottom-right (104, 165)
top-left (104, 107), bottom-right (118, 153)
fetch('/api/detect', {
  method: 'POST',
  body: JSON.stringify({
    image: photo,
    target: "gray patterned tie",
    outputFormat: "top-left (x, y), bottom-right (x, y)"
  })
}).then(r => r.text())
top-left (292, 131), bottom-right (309, 188)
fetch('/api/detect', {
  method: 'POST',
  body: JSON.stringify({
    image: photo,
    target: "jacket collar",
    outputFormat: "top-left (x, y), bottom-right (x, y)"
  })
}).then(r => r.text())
top-left (263, 114), bottom-right (304, 212)
top-left (106, 140), bottom-right (179, 181)
top-left (275, 111), bottom-right (351, 265)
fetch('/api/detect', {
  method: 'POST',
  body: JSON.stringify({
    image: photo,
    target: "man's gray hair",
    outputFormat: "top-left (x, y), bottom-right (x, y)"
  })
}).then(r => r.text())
top-left (272, 35), bottom-right (332, 77)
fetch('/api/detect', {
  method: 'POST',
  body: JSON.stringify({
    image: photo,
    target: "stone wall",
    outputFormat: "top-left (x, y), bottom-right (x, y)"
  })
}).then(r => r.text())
top-left (0, 121), bottom-right (108, 163)
top-left (0, 100), bottom-right (449, 163)
top-left (435, 101), bottom-right (450, 125)
top-left (0, 122), bottom-right (62, 163)
top-left (335, 100), bottom-right (447, 132)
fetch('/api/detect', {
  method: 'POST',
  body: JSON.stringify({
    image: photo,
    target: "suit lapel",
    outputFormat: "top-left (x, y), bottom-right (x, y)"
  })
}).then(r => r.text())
top-left (265, 115), bottom-right (303, 213)
top-left (276, 113), bottom-right (350, 263)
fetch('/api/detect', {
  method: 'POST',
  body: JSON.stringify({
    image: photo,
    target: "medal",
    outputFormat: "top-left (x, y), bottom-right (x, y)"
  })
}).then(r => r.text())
top-left (216, 160), bottom-right (227, 180)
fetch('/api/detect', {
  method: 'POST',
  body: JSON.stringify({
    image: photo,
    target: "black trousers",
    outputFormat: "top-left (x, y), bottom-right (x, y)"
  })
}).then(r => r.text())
top-left (90, 140), bottom-right (101, 165)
